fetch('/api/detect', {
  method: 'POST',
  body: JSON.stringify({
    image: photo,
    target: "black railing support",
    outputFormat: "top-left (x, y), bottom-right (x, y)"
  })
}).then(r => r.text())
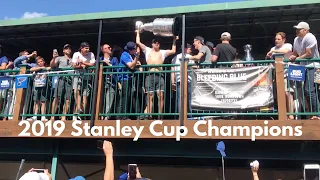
top-left (90, 20), bottom-right (103, 129)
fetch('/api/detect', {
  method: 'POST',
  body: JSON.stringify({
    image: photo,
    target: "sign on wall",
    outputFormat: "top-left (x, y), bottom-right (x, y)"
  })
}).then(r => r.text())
top-left (191, 65), bottom-right (274, 110)
top-left (0, 76), bottom-right (11, 89)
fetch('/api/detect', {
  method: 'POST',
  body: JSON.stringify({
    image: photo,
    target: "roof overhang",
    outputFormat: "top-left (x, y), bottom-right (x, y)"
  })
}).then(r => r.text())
top-left (0, 0), bottom-right (318, 27)
top-left (0, 2), bottom-right (319, 61)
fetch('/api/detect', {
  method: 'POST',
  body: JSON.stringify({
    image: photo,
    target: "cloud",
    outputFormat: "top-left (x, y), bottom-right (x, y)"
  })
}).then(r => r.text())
top-left (21, 12), bottom-right (48, 19)
top-left (4, 16), bottom-right (16, 20)
top-left (3, 12), bottom-right (48, 20)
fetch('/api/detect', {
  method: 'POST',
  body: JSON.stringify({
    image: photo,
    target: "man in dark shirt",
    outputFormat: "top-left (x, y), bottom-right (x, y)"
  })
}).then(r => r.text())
top-left (212, 32), bottom-right (237, 64)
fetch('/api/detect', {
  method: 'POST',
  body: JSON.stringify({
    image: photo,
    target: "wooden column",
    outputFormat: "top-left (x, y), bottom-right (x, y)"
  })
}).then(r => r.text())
top-left (274, 53), bottom-right (287, 121)
top-left (13, 65), bottom-right (27, 121)
top-left (95, 62), bottom-right (104, 120)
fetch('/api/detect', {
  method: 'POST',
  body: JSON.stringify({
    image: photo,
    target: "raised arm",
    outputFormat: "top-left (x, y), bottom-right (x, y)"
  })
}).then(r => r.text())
top-left (103, 141), bottom-right (114, 180)
top-left (125, 53), bottom-right (139, 70)
top-left (165, 36), bottom-right (178, 57)
top-left (136, 30), bottom-right (146, 52)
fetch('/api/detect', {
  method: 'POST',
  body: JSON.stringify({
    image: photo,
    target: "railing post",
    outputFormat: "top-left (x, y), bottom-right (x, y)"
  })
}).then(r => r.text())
top-left (95, 62), bottom-right (104, 120)
top-left (90, 19), bottom-right (103, 128)
top-left (180, 14), bottom-right (187, 126)
top-left (50, 140), bottom-right (59, 180)
top-left (13, 65), bottom-right (27, 121)
top-left (274, 53), bottom-right (287, 121)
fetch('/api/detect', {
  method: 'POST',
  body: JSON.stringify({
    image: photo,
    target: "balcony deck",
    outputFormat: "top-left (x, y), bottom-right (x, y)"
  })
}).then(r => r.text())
top-left (0, 58), bottom-right (320, 140)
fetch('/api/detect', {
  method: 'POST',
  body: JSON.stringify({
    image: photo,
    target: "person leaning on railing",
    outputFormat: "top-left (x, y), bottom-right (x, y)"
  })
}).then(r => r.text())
top-left (28, 56), bottom-right (51, 121)
top-left (100, 44), bottom-right (122, 120)
top-left (72, 42), bottom-right (96, 120)
top-left (117, 41), bottom-right (140, 120)
top-left (0, 44), bottom-right (9, 117)
top-left (50, 44), bottom-right (73, 121)
top-left (266, 32), bottom-right (295, 120)
top-left (289, 21), bottom-right (320, 120)
top-left (2, 60), bottom-right (14, 121)
top-left (171, 43), bottom-right (194, 118)
top-left (190, 36), bottom-right (212, 69)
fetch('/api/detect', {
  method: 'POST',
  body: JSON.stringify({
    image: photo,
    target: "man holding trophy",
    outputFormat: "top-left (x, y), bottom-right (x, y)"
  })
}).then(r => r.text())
top-left (135, 18), bottom-right (178, 120)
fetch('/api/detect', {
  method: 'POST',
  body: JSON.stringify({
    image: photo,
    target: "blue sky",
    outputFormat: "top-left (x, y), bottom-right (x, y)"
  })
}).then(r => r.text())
top-left (2, 0), bottom-right (247, 20)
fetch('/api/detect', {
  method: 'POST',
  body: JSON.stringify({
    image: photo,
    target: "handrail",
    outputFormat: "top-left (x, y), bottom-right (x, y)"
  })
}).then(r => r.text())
top-left (1, 57), bottom-right (319, 121)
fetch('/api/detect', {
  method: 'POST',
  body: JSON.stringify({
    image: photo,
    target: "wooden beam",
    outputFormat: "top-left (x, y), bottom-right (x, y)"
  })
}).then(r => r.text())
top-left (95, 63), bottom-right (104, 120)
top-left (274, 54), bottom-right (287, 121)
top-left (0, 120), bottom-right (319, 140)
top-left (12, 65), bottom-right (27, 121)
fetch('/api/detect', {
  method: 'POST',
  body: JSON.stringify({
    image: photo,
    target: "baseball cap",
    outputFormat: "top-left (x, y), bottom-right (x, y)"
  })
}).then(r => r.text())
top-left (69, 176), bottom-right (85, 180)
top-left (63, 44), bottom-right (71, 49)
top-left (293, 22), bottom-right (310, 30)
top-left (152, 38), bottom-right (160, 44)
top-left (124, 41), bottom-right (136, 51)
top-left (221, 32), bottom-right (231, 40)
top-left (194, 36), bottom-right (204, 44)
top-left (216, 141), bottom-right (226, 157)
top-left (79, 42), bottom-right (90, 49)
top-left (206, 41), bottom-right (214, 48)
top-left (182, 43), bottom-right (192, 50)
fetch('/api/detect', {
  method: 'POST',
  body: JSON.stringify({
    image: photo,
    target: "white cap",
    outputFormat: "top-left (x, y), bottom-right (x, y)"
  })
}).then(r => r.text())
top-left (221, 32), bottom-right (231, 40)
top-left (293, 22), bottom-right (310, 30)
top-left (19, 172), bottom-right (49, 180)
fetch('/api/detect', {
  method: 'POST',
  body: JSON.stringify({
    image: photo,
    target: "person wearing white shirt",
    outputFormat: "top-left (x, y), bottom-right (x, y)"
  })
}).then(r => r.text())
top-left (171, 44), bottom-right (194, 118)
top-left (72, 42), bottom-right (96, 119)
top-left (289, 22), bottom-right (320, 120)
top-left (266, 32), bottom-right (294, 120)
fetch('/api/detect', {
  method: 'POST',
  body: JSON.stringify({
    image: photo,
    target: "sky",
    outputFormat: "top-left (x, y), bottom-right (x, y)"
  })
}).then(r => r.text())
top-left (1, 0), bottom-right (247, 20)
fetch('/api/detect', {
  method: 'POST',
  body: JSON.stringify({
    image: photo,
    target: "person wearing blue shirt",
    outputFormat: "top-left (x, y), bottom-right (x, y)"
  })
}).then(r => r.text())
top-left (0, 45), bottom-right (8, 71)
top-left (13, 50), bottom-right (38, 120)
top-left (100, 44), bottom-right (121, 120)
top-left (13, 50), bottom-right (38, 69)
top-left (0, 45), bottom-right (9, 117)
top-left (117, 41), bottom-right (140, 120)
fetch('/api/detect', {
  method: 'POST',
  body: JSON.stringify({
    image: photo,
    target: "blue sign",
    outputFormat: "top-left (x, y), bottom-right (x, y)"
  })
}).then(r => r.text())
top-left (0, 76), bottom-right (11, 89)
top-left (288, 64), bottom-right (305, 81)
top-left (15, 75), bottom-right (29, 89)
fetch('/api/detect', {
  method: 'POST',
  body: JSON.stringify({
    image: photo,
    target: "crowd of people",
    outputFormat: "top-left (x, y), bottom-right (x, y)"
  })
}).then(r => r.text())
top-left (0, 21), bottom-right (319, 121)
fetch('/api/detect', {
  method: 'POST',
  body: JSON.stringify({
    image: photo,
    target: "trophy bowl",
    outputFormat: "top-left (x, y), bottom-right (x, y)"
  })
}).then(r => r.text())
top-left (243, 44), bottom-right (252, 51)
top-left (135, 17), bottom-right (180, 37)
top-left (135, 21), bottom-right (144, 32)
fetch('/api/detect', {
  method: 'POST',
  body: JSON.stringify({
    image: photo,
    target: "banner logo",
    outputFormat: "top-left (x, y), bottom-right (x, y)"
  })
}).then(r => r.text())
top-left (16, 75), bottom-right (28, 89)
top-left (0, 76), bottom-right (11, 89)
top-left (288, 64), bottom-right (305, 81)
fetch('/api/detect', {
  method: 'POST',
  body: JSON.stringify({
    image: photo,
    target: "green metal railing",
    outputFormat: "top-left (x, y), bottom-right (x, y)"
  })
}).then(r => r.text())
top-left (284, 59), bottom-right (320, 119)
top-left (3, 58), bottom-right (320, 121)
top-left (0, 69), bottom-right (19, 120)
top-left (99, 60), bottom-right (277, 120)
top-left (20, 67), bottom-right (96, 121)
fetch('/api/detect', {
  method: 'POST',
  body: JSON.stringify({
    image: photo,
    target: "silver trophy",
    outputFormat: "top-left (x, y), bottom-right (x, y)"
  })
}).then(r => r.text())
top-left (135, 18), bottom-right (179, 37)
top-left (243, 44), bottom-right (254, 61)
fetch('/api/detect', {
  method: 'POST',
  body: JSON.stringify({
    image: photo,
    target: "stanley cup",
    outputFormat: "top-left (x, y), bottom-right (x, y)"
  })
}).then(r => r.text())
top-left (135, 18), bottom-right (179, 37)
top-left (243, 44), bottom-right (254, 61)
